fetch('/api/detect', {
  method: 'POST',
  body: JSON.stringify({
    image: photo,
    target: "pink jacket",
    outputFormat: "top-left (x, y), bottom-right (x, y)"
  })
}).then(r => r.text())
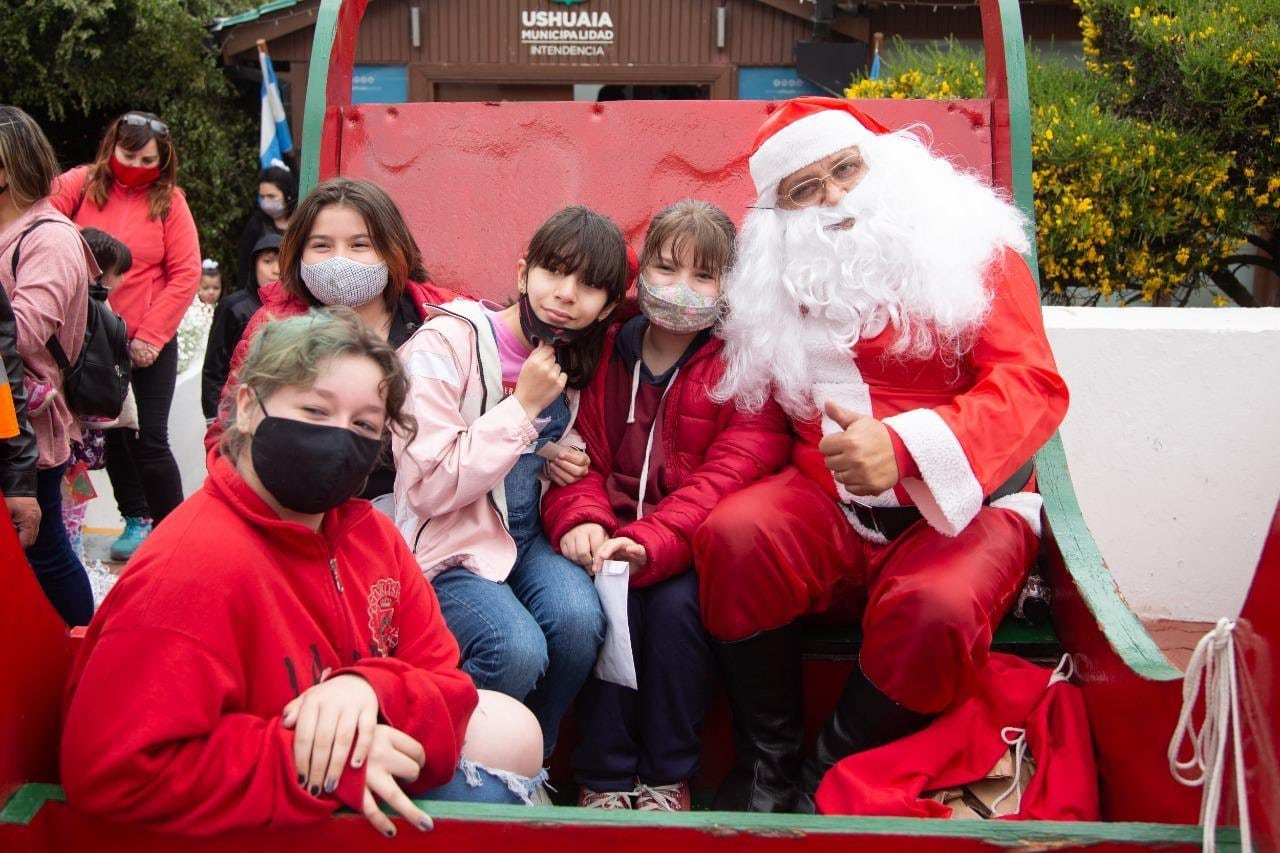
top-left (0, 200), bottom-right (98, 468)
top-left (392, 299), bottom-right (579, 582)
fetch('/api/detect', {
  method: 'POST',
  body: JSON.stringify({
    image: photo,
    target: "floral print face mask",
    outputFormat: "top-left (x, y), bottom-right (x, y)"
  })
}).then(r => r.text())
top-left (638, 273), bottom-right (722, 333)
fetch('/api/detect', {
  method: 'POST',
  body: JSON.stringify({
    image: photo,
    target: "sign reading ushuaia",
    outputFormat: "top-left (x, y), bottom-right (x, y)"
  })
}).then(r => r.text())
top-left (520, 8), bottom-right (615, 57)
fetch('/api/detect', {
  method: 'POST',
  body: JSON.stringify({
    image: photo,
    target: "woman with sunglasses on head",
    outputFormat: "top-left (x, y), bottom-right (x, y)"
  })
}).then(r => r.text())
top-left (51, 111), bottom-right (201, 561)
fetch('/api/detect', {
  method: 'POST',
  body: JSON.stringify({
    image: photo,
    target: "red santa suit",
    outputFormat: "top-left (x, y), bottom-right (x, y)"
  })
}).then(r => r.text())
top-left (694, 99), bottom-right (1069, 716)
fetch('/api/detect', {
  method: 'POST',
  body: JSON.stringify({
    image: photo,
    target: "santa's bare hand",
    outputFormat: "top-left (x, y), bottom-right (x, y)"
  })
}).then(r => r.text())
top-left (593, 536), bottom-right (647, 575)
top-left (818, 400), bottom-right (899, 495)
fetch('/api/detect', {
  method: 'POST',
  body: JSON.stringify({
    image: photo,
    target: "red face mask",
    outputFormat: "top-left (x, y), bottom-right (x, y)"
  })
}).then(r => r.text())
top-left (109, 155), bottom-right (161, 189)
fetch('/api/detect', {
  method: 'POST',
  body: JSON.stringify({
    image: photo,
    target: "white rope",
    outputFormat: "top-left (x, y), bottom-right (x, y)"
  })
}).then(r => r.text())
top-left (990, 726), bottom-right (1028, 814)
top-left (1167, 618), bottom-right (1252, 853)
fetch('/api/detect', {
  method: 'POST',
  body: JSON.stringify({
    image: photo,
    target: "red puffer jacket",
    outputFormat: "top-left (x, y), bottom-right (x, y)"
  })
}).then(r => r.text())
top-left (204, 278), bottom-right (466, 453)
top-left (542, 324), bottom-right (793, 587)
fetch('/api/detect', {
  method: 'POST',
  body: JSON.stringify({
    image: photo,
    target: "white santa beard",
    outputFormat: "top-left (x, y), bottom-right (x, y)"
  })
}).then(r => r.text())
top-left (716, 129), bottom-right (1029, 418)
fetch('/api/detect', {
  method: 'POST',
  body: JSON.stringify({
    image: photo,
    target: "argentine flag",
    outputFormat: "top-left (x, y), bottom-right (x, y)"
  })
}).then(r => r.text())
top-left (258, 42), bottom-right (293, 169)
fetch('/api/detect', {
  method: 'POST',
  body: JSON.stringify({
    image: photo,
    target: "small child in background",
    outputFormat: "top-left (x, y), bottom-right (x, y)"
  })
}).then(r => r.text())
top-left (61, 228), bottom-right (133, 563)
top-left (198, 258), bottom-right (222, 305)
top-left (175, 259), bottom-right (218, 374)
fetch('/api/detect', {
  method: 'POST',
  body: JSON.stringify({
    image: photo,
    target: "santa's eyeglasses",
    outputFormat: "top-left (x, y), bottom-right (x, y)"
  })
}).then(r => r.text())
top-left (119, 113), bottom-right (169, 137)
top-left (779, 155), bottom-right (866, 208)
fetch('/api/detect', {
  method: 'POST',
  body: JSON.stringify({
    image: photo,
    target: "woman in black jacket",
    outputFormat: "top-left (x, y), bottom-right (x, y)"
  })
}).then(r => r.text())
top-left (234, 165), bottom-right (294, 291)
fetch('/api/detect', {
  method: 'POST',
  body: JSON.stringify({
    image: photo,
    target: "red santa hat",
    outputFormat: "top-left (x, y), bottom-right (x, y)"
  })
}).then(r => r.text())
top-left (748, 97), bottom-right (890, 206)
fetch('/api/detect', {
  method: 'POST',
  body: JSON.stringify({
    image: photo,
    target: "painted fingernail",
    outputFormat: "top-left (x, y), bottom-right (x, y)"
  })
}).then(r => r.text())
top-left (351, 758), bottom-right (363, 768)
top-left (297, 774), bottom-right (305, 785)
top-left (419, 818), bottom-right (433, 831)
top-left (309, 784), bottom-right (320, 796)
top-left (324, 778), bottom-right (336, 794)
top-left (384, 828), bottom-right (396, 838)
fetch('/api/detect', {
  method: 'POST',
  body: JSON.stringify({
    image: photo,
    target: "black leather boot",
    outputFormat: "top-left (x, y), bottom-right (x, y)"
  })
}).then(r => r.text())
top-left (797, 659), bottom-right (933, 808)
top-left (712, 625), bottom-right (805, 813)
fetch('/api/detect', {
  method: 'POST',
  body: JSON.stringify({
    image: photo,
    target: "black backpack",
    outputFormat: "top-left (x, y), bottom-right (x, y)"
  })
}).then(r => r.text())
top-left (11, 219), bottom-right (131, 418)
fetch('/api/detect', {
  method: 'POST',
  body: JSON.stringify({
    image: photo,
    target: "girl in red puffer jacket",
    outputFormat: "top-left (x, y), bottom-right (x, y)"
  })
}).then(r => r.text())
top-left (542, 200), bottom-right (792, 811)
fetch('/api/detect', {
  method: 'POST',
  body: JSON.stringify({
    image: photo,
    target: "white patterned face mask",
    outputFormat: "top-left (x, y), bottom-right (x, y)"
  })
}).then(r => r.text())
top-left (299, 256), bottom-right (389, 307)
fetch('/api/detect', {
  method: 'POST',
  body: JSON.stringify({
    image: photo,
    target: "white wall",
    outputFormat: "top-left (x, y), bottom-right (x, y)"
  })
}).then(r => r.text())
top-left (86, 308), bottom-right (1279, 623)
top-left (1045, 307), bottom-right (1280, 621)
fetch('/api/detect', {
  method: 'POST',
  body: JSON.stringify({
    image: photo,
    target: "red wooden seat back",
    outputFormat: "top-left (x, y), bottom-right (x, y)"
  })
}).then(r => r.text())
top-left (334, 99), bottom-right (996, 302)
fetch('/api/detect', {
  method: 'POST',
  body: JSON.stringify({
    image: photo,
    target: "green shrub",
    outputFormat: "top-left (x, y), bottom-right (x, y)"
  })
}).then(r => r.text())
top-left (0, 0), bottom-right (258, 289)
top-left (1080, 0), bottom-right (1279, 302)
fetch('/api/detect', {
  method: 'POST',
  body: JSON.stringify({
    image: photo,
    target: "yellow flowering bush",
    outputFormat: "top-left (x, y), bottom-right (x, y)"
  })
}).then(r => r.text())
top-left (847, 38), bottom-right (1261, 304)
top-left (1079, 0), bottom-right (1279, 304)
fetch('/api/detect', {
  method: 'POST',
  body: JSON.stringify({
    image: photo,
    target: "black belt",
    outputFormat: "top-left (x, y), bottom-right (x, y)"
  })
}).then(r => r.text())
top-left (846, 459), bottom-right (1035, 541)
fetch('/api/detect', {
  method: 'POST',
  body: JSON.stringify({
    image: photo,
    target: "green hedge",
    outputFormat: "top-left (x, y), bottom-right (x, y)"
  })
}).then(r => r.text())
top-left (1, 0), bottom-right (258, 289)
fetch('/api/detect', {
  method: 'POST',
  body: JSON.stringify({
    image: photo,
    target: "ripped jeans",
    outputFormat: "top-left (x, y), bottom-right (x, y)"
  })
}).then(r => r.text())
top-left (420, 759), bottom-right (549, 806)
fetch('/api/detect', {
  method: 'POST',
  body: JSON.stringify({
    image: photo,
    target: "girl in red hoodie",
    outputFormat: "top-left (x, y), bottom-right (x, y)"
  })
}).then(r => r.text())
top-left (62, 310), bottom-right (546, 837)
top-left (542, 201), bottom-right (792, 810)
top-left (51, 112), bottom-right (200, 560)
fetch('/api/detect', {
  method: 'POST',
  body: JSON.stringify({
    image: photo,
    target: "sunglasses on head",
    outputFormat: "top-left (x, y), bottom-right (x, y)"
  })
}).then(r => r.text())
top-left (120, 113), bottom-right (169, 137)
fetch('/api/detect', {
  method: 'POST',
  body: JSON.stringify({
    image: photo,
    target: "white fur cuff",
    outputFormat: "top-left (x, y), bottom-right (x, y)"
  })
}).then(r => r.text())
top-left (990, 491), bottom-right (1043, 538)
top-left (884, 408), bottom-right (983, 537)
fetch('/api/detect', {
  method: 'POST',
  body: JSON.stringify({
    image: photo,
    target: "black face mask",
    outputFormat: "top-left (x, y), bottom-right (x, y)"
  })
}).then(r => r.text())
top-left (517, 291), bottom-right (595, 347)
top-left (249, 403), bottom-right (383, 514)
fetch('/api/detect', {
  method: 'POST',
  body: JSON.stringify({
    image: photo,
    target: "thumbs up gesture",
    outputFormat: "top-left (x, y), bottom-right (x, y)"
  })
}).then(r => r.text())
top-left (818, 399), bottom-right (900, 496)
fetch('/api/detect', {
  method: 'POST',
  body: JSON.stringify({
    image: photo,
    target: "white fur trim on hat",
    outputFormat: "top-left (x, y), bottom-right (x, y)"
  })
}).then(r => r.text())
top-left (749, 109), bottom-right (876, 205)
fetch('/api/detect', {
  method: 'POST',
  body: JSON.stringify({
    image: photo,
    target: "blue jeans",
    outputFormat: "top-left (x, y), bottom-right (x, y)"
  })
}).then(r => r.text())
top-left (419, 760), bottom-right (546, 806)
top-left (433, 534), bottom-right (604, 757)
top-left (26, 463), bottom-right (93, 626)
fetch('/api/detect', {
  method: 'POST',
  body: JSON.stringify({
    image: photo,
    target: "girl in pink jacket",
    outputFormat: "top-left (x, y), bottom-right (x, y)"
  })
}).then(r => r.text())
top-left (393, 206), bottom-right (630, 758)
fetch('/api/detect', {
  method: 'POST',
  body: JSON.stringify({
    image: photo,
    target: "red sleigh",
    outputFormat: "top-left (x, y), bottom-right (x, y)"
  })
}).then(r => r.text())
top-left (2, 0), bottom-right (1275, 849)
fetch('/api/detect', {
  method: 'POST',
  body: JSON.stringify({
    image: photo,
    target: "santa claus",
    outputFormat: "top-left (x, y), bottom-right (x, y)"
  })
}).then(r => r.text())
top-left (693, 97), bottom-right (1069, 813)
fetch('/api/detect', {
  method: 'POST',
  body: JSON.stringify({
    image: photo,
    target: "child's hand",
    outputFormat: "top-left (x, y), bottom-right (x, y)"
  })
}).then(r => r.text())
top-left (514, 344), bottom-right (567, 421)
top-left (560, 522), bottom-right (607, 570)
top-left (359, 724), bottom-right (434, 837)
top-left (594, 536), bottom-right (648, 575)
top-left (282, 673), bottom-right (378, 797)
top-left (546, 447), bottom-right (590, 486)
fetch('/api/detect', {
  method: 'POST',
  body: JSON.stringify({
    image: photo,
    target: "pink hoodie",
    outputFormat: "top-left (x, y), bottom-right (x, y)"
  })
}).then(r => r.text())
top-left (0, 199), bottom-right (98, 468)
top-left (51, 166), bottom-right (200, 349)
top-left (392, 299), bottom-right (579, 581)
